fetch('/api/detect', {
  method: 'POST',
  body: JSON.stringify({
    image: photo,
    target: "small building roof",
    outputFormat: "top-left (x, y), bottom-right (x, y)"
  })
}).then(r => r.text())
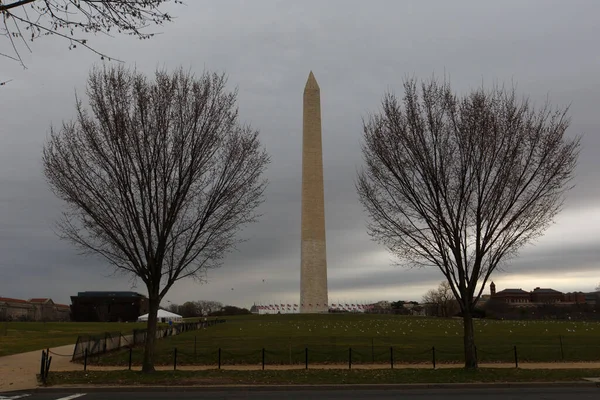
top-left (494, 289), bottom-right (530, 295)
top-left (75, 291), bottom-right (146, 298)
top-left (0, 297), bottom-right (29, 304)
top-left (531, 287), bottom-right (563, 294)
top-left (29, 298), bottom-right (52, 303)
top-left (55, 304), bottom-right (70, 309)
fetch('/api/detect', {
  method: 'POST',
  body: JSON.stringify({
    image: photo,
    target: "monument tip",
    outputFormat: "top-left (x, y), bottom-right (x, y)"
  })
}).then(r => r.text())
top-left (305, 71), bottom-right (320, 91)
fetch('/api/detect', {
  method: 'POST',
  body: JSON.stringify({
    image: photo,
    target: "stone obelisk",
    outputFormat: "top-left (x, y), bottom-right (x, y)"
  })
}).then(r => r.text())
top-left (300, 71), bottom-right (329, 314)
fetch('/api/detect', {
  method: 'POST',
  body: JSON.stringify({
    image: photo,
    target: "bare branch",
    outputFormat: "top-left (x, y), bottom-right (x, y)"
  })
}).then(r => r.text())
top-left (1, 0), bottom-right (180, 66)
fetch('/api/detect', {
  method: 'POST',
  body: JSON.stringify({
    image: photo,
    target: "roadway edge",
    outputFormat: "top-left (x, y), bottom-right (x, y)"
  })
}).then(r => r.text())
top-left (23, 381), bottom-right (600, 393)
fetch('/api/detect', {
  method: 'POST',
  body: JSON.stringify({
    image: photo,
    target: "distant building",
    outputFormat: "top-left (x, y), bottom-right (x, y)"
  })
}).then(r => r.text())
top-left (0, 297), bottom-right (71, 321)
top-left (374, 301), bottom-right (391, 309)
top-left (488, 282), bottom-right (592, 306)
top-left (563, 292), bottom-right (586, 304)
top-left (28, 298), bottom-right (71, 321)
top-left (70, 291), bottom-right (148, 322)
top-left (530, 288), bottom-right (563, 304)
top-left (475, 294), bottom-right (491, 308)
top-left (0, 297), bottom-right (34, 321)
top-left (584, 291), bottom-right (600, 305)
top-left (491, 288), bottom-right (532, 304)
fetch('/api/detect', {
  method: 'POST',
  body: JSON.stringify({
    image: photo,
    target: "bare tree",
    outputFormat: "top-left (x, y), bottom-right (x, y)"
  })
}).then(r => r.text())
top-left (163, 300), bottom-right (222, 317)
top-left (195, 300), bottom-right (223, 316)
top-left (422, 281), bottom-right (458, 317)
top-left (176, 301), bottom-right (197, 318)
top-left (42, 65), bottom-right (270, 372)
top-left (1, 0), bottom-right (178, 67)
top-left (165, 303), bottom-right (179, 314)
top-left (357, 77), bottom-right (580, 369)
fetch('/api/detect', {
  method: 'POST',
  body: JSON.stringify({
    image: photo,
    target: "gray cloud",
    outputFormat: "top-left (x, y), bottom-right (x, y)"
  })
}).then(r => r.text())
top-left (1, 0), bottom-right (599, 307)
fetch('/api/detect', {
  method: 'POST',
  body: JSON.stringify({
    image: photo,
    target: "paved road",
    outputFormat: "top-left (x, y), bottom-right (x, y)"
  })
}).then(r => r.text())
top-left (1, 387), bottom-right (599, 400)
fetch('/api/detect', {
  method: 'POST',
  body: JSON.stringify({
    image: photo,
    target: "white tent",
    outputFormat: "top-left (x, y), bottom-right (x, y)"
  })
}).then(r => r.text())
top-left (137, 309), bottom-right (183, 323)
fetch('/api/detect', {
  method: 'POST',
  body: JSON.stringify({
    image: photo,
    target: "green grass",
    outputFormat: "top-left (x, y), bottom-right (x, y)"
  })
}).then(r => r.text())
top-left (88, 314), bottom-right (600, 366)
top-left (0, 321), bottom-right (148, 357)
top-left (45, 368), bottom-right (600, 386)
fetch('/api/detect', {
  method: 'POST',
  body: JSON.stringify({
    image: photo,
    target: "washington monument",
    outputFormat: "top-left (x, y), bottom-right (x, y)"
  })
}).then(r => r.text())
top-left (300, 71), bottom-right (329, 314)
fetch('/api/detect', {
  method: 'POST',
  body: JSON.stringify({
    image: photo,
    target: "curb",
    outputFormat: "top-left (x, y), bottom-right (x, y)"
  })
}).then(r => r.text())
top-left (28, 381), bottom-right (600, 392)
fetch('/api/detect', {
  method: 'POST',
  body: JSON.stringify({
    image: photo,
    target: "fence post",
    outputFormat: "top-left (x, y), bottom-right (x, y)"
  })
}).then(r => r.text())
top-left (474, 345), bottom-right (478, 362)
top-left (305, 347), bottom-right (308, 370)
top-left (173, 348), bottom-right (177, 370)
top-left (194, 336), bottom-right (197, 358)
top-left (129, 348), bottom-right (132, 370)
top-left (432, 346), bottom-right (436, 369)
top-left (348, 347), bottom-right (352, 370)
top-left (262, 348), bottom-right (265, 370)
top-left (72, 337), bottom-right (80, 360)
top-left (44, 355), bottom-right (52, 383)
top-left (559, 335), bottom-right (564, 361)
top-left (371, 337), bottom-right (374, 363)
top-left (84, 348), bottom-right (88, 371)
top-left (514, 345), bottom-right (518, 368)
top-left (218, 348), bottom-right (221, 369)
top-left (40, 350), bottom-right (46, 377)
top-left (390, 346), bottom-right (394, 369)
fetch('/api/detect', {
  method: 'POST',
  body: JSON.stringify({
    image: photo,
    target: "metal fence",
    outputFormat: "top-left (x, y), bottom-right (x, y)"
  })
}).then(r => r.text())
top-left (82, 334), bottom-right (600, 368)
top-left (71, 319), bottom-right (226, 361)
top-left (75, 344), bottom-right (540, 370)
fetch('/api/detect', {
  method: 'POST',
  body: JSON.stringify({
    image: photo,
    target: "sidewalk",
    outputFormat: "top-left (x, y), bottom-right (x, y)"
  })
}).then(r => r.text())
top-left (2, 345), bottom-right (600, 392)
top-left (0, 344), bottom-right (74, 392)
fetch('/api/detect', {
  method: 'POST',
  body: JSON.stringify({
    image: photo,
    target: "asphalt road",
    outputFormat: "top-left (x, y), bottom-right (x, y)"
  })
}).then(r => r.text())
top-left (1, 387), bottom-right (599, 400)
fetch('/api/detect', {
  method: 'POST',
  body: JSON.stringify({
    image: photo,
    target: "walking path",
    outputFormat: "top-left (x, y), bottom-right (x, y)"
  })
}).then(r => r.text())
top-left (2, 345), bottom-right (600, 393)
top-left (0, 344), bottom-right (74, 392)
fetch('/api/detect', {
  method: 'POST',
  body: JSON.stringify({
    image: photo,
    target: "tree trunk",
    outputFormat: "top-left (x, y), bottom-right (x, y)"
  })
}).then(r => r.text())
top-left (463, 311), bottom-right (478, 369)
top-left (142, 295), bottom-right (160, 373)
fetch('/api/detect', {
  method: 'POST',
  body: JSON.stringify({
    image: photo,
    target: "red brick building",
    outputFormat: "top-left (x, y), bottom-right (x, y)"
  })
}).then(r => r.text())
top-left (491, 288), bottom-right (532, 304)
top-left (563, 292), bottom-right (586, 304)
top-left (489, 282), bottom-right (587, 305)
top-left (530, 288), bottom-right (563, 304)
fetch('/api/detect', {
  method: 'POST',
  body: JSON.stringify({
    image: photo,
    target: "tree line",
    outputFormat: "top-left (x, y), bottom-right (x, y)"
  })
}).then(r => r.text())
top-left (164, 300), bottom-right (250, 317)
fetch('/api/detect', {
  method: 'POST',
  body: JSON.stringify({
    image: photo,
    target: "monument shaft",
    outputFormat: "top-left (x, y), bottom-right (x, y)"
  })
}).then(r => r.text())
top-left (300, 72), bottom-right (328, 313)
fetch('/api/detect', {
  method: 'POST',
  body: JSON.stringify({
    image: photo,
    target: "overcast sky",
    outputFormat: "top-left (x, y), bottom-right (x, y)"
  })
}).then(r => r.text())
top-left (1, 0), bottom-right (599, 308)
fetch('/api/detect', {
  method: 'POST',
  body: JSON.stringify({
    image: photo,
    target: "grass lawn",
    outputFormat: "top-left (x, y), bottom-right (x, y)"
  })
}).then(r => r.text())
top-left (89, 314), bottom-right (600, 366)
top-left (45, 368), bottom-right (600, 386)
top-left (0, 321), bottom-right (147, 357)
